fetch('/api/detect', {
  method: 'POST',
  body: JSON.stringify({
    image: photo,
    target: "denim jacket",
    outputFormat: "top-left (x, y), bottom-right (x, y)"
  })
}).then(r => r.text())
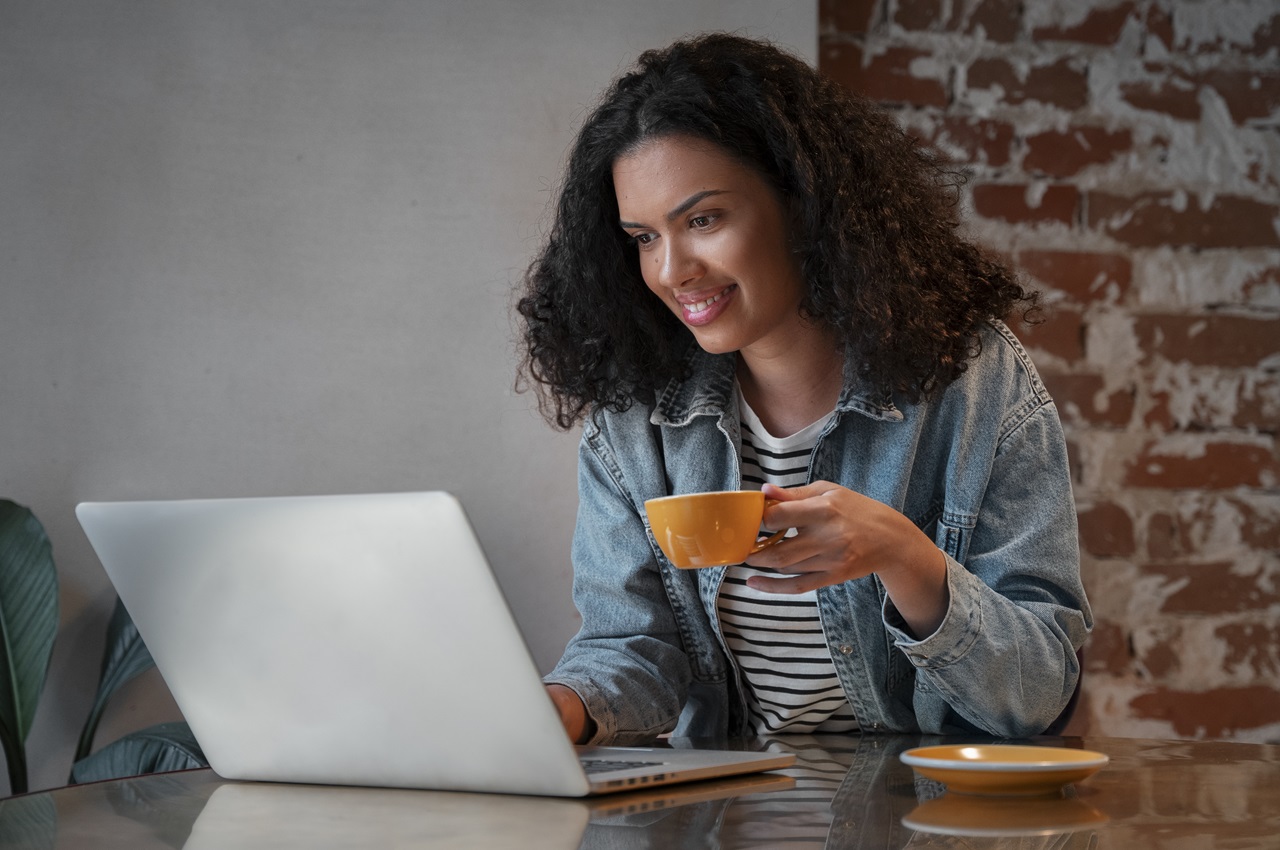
top-left (545, 321), bottom-right (1091, 743)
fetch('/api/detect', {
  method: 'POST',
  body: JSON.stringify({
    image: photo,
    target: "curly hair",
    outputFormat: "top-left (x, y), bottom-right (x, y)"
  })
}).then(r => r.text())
top-left (517, 32), bottom-right (1037, 430)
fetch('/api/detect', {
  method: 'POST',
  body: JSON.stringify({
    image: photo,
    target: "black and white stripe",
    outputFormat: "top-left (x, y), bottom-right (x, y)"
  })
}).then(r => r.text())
top-left (715, 739), bottom-right (856, 847)
top-left (716, 388), bottom-right (859, 735)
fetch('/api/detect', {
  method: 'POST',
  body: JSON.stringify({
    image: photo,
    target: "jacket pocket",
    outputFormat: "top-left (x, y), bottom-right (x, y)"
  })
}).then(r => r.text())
top-left (938, 512), bottom-right (976, 564)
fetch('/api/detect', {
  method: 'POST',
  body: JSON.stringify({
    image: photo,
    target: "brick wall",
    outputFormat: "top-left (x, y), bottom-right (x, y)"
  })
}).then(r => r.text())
top-left (819, 0), bottom-right (1280, 742)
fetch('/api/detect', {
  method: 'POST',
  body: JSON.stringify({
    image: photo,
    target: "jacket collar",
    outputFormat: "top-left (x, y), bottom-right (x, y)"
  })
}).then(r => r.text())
top-left (651, 345), bottom-right (904, 428)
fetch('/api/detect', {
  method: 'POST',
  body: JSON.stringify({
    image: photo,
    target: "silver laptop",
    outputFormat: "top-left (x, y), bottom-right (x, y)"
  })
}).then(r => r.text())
top-left (76, 491), bottom-right (794, 796)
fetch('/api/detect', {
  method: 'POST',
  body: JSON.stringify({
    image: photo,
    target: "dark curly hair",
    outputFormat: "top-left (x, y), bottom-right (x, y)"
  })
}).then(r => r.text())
top-left (517, 32), bottom-right (1037, 430)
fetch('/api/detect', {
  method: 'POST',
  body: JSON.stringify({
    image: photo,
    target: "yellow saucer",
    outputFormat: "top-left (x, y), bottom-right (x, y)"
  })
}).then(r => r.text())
top-left (900, 745), bottom-right (1109, 796)
top-left (903, 793), bottom-right (1109, 837)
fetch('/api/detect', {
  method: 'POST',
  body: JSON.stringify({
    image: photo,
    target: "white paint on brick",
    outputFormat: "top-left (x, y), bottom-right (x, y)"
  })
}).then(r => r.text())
top-left (1142, 432), bottom-right (1266, 460)
top-left (1172, 0), bottom-right (1279, 52)
top-left (1134, 247), bottom-right (1280, 309)
top-left (1084, 307), bottom-right (1143, 387)
top-left (1149, 361), bottom-right (1245, 429)
top-left (1021, 0), bottom-right (1112, 31)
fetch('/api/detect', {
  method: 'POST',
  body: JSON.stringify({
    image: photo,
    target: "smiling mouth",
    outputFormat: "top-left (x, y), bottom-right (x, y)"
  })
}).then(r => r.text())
top-left (681, 285), bottom-right (735, 315)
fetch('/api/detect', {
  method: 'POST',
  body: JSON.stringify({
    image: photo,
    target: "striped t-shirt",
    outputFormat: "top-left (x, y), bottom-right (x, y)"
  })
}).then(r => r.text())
top-left (716, 387), bottom-right (859, 735)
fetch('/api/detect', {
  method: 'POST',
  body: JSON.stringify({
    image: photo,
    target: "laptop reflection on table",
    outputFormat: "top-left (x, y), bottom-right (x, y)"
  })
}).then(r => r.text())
top-left (181, 773), bottom-right (795, 850)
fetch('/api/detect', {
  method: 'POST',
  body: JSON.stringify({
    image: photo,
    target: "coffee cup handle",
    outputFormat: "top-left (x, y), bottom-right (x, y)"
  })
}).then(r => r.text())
top-left (749, 529), bottom-right (787, 554)
top-left (749, 498), bottom-right (788, 554)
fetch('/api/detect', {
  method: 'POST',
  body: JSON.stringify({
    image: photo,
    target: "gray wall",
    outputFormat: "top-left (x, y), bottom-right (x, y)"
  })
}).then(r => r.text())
top-left (0, 1), bottom-right (814, 794)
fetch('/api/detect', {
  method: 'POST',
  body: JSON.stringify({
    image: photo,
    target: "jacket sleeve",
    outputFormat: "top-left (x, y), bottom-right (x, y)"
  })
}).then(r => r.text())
top-left (543, 422), bottom-right (693, 745)
top-left (883, 401), bottom-right (1092, 737)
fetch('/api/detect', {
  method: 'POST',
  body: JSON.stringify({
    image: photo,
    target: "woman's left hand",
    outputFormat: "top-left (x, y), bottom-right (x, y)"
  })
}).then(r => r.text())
top-left (745, 481), bottom-right (950, 638)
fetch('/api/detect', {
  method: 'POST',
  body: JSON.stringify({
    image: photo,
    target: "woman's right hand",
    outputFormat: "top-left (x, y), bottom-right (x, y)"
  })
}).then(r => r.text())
top-left (546, 684), bottom-right (594, 743)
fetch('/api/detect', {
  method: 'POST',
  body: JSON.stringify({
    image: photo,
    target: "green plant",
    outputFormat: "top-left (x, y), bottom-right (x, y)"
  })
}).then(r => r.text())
top-left (69, 598), bottom-right (206, 784)
top-left (0, 500), bottom-right (58, 796)
top-left (74, 597), bottom-right (162, 763)
top-left (1, 499), bottom-right (206, 796)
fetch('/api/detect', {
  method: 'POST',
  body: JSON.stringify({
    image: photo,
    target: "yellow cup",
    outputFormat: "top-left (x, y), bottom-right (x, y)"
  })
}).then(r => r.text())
top-left (643, 490), bottom-right (786, 569)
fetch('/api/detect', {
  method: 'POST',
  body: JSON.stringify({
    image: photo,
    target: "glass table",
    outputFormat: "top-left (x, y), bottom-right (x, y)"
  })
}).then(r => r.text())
top-left (2, 734), bottom-right (1276, 848)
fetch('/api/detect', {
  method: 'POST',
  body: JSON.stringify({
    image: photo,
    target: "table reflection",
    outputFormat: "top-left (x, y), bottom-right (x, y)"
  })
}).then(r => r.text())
top-left (1, 735), bottom-right (1276, 849)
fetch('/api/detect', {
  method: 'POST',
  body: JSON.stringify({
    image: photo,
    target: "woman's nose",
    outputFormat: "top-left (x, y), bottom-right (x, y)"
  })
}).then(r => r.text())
top-left (654, 239), bottom-right (702, 289)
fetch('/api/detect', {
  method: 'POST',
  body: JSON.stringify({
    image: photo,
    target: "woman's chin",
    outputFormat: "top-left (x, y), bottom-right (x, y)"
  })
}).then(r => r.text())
top-left (688, 331), bottom-right (742, 356)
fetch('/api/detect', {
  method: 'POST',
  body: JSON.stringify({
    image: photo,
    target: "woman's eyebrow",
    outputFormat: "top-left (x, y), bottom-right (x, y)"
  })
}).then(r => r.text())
top-left (619, 189), bottom-right (727, 229)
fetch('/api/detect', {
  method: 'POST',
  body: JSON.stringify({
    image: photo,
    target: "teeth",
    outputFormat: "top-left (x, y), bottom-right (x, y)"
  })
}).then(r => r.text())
top-left (687, 289), bottom-right (728, 313)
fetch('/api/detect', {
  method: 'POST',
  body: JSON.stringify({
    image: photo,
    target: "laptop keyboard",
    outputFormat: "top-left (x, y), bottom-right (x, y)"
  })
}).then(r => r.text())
top-left (580, 758), bottom-right (664, 774)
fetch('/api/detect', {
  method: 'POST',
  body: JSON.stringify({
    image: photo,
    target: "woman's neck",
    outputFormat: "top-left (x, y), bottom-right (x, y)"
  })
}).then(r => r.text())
top-left (736, 332), bottom-right (844, 438)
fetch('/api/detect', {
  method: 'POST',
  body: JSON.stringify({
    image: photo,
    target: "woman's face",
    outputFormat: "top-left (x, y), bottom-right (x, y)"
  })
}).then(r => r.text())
top-left (612, 135), bottom-right (809, 361)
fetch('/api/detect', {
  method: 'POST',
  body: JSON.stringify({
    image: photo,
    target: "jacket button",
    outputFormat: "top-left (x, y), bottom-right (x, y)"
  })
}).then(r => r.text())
top-left (838, 644), bottom-right (854, 654)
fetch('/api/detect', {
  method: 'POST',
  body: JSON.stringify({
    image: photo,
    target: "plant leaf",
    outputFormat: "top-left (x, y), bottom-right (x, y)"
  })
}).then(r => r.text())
top-left (74, 597), bottom-right (156, 762)
top-left (0, 793), bottom-right (56, 850)
top-left (70, 721), bottom-right (206, 785)
top-left (0, 500), bottom-right (59, 795)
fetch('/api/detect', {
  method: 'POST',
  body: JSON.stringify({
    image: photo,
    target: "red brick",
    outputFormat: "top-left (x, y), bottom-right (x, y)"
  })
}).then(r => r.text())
top-left (894, 0), bottom-right (940, 31)
top-left (1179, 12), bottom-right (1280, 57)
top-left (967, 56), bottom-right (1088, 110)
top-left (1230, 496), bottom-right (1280, 551)
top-left (1032, 2), bottom-right (1138, 45)
top-left (972, 184), bottom-right (1080, 225)
top-left (1014, 308), bottom-right (1085, 362)
top-left (1144, 375), bottom-right (1280, 432)
top-left (1023, 126), bottom-right (1133, 178)
top-left (1146, 512), bottom-right (1192, 560)
top-left (1122, 65), bottom-right (1280, 125)
top-left (1144, 496), bottom-right (1280, 559)
top-left (1042, 372), bottom-right (1135, 428)
top-left (819, 0), bottom-right (881, 34)
top-left (1138, 635), bottom-right (1180, 679)
top-left (1130, 685), bottom-right (1280, 737)
top-left (1120, 72), bottom-right (1201, 122)
top-left (917, 116), bottom-right (1015, 166)
top-left (1078, 500), bottom-right (1137, 556)
top-left (1088, 192), bottom-right (1280, 249)
top-left (1145, 560), bottom-right (1280, 613)
top-left (1205, 68), bottom-right (1280, 124)
top-left (820, 42), bottom-right (949, 107)
top-left (1133, 314), bottom-right (1280, 368)
top-left (963, 0), bottom-right (1021, 42)
top-left (894, 0), bottom-right (1020, 41)
top-left (1085, 619), bottom-right (1133, 677)
top-left (1125, 440), bottom-right (1280, 490)
top-left (1216, 623), bottom-right (1280, 679)
top-left (1016, 250), bottom-right (1132, 302)
top-left (1143, 5), bottom-right (1173, 51)
top-left (1244, 13), bottom-right (1280, 56)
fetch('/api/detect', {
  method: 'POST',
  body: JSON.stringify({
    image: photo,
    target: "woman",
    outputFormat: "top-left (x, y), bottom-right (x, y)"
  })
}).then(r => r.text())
top-left (517, 33), bottom-right (1090, 744)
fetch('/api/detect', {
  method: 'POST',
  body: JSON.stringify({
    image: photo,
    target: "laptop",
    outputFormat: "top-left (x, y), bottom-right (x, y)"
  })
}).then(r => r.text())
top-left (76, 491), bottom-right (795, 796)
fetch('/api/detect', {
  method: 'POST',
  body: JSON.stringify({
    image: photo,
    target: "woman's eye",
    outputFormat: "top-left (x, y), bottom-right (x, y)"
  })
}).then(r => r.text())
top-left (690, 215), bottom-right (712, 228)
top-left (633, 233), bottom-right (655, 245)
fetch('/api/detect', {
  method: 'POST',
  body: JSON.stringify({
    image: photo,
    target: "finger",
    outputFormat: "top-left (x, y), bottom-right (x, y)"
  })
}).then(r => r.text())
top-left (745, 573), bottom-right (820, 595)
top-left (744, 534), bottom-right (816, 568)
top-left (761, 481), bottom-right (837, 501)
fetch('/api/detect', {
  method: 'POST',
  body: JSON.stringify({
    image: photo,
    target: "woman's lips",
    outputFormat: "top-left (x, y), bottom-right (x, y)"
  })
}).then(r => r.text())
top-left (679, 284), bottom-right (736, 326)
